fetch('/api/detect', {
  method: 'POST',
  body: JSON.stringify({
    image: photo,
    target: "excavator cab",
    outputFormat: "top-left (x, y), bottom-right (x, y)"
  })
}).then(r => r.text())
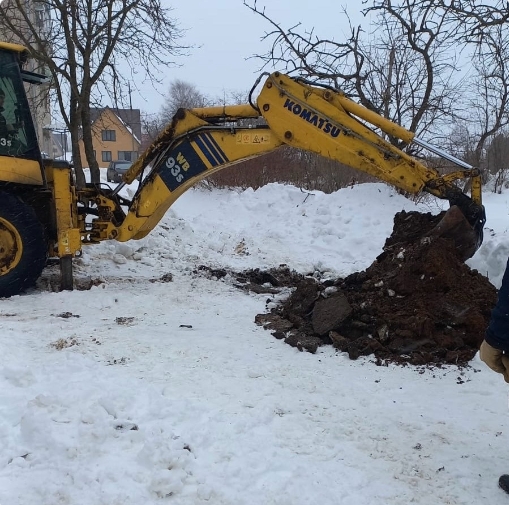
top-left (0, 42), bottom-right (46, 185)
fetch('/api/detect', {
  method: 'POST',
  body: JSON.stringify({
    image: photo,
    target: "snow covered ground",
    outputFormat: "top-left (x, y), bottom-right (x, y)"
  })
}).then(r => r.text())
top-left (2, 174), bottom-right (509, 504)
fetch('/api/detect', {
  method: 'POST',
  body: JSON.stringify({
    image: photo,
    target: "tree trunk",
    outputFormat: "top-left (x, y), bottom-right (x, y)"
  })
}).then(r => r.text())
top-left (69, 96), bottom-right (86, 189)
top-left (81, 92), bottom-right (100, 184)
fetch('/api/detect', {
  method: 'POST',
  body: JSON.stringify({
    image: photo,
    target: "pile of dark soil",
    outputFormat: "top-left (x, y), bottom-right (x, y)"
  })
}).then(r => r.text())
top-left (254, 210), bottom-right (498, 367)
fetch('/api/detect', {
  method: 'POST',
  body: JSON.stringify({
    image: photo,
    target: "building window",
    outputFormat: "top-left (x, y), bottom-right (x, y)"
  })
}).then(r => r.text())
top-left (118, 151), bottom-right (132, 161)
top-left (102, 130), bottom-right (116, 142)
top-left (102, 151), bottom-right (112, 162)
top-left (118, 151), bottom-right (139, 162)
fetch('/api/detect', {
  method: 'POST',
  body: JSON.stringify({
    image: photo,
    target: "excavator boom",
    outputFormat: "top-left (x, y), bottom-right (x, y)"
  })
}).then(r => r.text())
top-left (85, 72), bottom-right (484, 258)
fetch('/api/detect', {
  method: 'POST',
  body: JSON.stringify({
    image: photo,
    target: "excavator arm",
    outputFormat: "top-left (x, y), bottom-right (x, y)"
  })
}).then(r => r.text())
top-left (82, 72), bottom-right (485, 258)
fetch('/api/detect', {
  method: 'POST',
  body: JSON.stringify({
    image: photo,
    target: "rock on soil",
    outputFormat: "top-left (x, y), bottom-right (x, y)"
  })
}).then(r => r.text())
top-left (255, 210), bottom-right (497, 367)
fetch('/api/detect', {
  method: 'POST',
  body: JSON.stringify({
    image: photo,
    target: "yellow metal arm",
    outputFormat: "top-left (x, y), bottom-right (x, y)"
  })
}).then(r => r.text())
top-left (118, 119), bottom-right (282, 241)
top-left (83, 72), bottom-right (484, 244)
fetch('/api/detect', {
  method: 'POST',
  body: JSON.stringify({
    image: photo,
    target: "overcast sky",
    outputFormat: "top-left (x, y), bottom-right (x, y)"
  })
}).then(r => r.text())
top-left (131, 0), bottom-right (370, 115)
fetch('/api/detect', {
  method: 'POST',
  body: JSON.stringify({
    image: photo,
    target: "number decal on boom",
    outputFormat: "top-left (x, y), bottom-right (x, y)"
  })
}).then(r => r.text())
top-left (165, 156), bottom-right (184, 183)
top-left (157, 140), bottom-right (208, 191)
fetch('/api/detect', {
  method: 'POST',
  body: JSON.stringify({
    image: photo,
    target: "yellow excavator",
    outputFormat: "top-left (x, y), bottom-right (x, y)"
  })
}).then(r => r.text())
top-left (0, 41), bottom-right (486, 297)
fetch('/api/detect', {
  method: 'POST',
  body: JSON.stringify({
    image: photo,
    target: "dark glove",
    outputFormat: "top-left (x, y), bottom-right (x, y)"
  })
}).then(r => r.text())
top-left (480, 340), bottom-right (509, 383)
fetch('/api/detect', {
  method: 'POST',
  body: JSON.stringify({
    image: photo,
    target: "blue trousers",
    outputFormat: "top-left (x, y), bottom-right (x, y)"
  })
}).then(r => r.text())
top-left (486, 257), bottom-right (509, 351)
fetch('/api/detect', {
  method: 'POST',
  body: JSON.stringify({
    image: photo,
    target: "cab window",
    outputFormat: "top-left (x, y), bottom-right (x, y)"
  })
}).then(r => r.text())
top-left (0, 50), bottom-right (39, 159)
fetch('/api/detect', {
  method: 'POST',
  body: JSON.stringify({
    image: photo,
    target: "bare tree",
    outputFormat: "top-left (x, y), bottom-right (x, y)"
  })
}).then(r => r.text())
top-left (223, 89), bottom-right (250, 106)
top-left (141, 112), bottom-right (165, 144)
top-left (444, 123), bottom-right (477, 162)
top-left (0, 0), bottom-right (186, 187)
top-left (465, 23), bottom-right (509, 171)
top-left (363, 2), bottom-right (462, 147)
top-left (486, 133), bottom-right (509, 193)
top-left (244, 0), bottom-right (509, 179)
top-left (401, 0), bottom-right (509, 179)
top-left (160, 80), bottom-right (209, 125)
top-left (243, 2), bottom-right (366, 93)
top-left (244, 1), bottom-right (460, 153)
top-left (411, 0), bottom-right (509, 38)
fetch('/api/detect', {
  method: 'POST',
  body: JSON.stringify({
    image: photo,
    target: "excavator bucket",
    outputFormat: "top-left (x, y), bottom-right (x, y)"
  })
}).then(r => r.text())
top-left (427, 205), bottom-right (480, 261)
